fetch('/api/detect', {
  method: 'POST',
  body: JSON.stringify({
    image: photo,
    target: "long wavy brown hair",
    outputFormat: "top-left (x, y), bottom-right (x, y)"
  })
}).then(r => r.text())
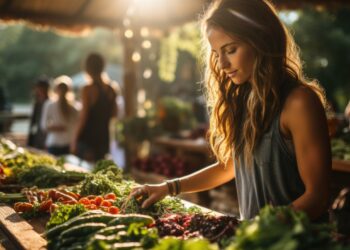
top-left (201, 0), bottom-right (326, 165)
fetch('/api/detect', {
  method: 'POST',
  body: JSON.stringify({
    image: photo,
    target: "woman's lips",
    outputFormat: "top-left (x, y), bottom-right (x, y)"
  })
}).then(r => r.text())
top-left (227, 70), bottom-right (238, 78)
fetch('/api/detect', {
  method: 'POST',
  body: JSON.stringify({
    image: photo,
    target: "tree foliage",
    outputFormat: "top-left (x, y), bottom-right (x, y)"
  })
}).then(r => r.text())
top-left (288, 7), bottom-right (350, 111)
top-left (0, 24), bottom-right (122, 102)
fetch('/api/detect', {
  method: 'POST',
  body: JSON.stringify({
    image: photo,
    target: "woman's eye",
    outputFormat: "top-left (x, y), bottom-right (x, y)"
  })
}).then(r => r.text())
top-left (227, 48), bottom-right (237, 54)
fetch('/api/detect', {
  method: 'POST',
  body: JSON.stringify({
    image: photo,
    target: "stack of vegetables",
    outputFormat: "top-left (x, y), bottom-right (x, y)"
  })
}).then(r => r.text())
top-left (0, 138), bottom-right (86, 188)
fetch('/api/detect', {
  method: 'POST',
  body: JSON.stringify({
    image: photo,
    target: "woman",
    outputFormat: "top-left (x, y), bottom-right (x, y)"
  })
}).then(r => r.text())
top-left (132, 0), bottom-right (331, 221)
top-left (71, 53), bottom-right (117, 162)
top-left (41, 75), bottom-right (79, 156)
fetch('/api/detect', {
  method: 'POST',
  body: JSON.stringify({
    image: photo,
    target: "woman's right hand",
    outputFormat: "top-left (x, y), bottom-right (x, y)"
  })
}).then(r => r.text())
top-left (131, 183), bottom-right (169, 209)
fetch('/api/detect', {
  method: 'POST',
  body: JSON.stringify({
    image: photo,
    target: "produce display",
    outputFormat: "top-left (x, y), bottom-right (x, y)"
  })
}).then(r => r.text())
top-left (331, 131), bottom-right (350, 161)
top-left (0, 138), bottom-right (350, 250)
top-left (0, 138), bottom-right (86, 187)
top-left (133, 154), bottom-right (192, 177)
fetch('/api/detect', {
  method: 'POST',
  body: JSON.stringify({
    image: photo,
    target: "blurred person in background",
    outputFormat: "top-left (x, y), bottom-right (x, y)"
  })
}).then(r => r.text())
top-left (345, 100), bottom-right (350, 129)
top-left (0, 86), bottom-right (12, 133)
top-left (71, 53), bottom-right (117, 162)
top-left (27, 77), bottom-right (50, 149)
top-left (41, 75), bottom-right (79, 156)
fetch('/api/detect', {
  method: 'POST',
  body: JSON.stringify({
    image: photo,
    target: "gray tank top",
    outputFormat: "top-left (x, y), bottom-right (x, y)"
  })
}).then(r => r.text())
top-left (234, 114), bottom-right (305, 220)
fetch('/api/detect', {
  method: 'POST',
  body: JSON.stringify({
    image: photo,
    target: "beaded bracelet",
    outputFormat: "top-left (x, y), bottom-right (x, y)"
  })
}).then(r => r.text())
top-left (166, 180), bottom-right (175, 196)
top-left (175, 179), bottom-right (181, 195)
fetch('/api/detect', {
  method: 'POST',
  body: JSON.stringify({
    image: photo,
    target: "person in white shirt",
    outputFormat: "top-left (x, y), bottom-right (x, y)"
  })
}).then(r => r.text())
top-left (41, 75), bottom-right (79, 156)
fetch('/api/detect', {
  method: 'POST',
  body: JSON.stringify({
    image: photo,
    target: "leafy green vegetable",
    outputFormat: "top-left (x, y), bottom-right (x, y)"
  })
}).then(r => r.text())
top-left (93, 159), bottom-right (123, 177)
top-left (153, 237), bottom-right (217, 250)
top-left (115, 196), bottom-right (201, 218)
top-left (226, 206), bottom-right (342, 250)
top-left (46, 204), bottom-right (87, 229)
top-left (17, 165), bottom-right (86, 188)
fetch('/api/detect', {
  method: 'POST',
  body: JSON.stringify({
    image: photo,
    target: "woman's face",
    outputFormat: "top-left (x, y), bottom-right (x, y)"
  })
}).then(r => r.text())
top-left (207, 26), bottom-right (255, 85)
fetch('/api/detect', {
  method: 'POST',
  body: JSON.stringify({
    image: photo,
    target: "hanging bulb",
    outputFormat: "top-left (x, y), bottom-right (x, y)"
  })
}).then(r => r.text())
top-left (132, 51), bottom-right (141, 62)
top-left (140, 27), bottom-right (150, 37)
top-left (124, 29), bottom-right (134, 38)
top-left (142, 40), bottom-right (152, 49)
top-left (143, 68), bottom-right (152, 79)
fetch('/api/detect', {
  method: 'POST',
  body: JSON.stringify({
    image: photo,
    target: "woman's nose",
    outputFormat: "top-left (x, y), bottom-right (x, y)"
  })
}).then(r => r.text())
top-left (218, 55), bottom-right (230, 70)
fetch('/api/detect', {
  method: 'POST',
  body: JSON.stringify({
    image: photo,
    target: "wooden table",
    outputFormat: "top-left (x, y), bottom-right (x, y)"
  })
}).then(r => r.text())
top-left (332, 159), bottom-right (350, 173)
top-left (0, 204), bottom-right (46, 250)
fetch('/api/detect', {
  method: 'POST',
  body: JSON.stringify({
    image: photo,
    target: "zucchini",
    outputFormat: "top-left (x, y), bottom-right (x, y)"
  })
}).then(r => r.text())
top-left (91, 234), bottom-right (120, 244)
top-left (107, 214), bottom-right (154, 227)
top-left (96, 225), bottom-right (127, 236)
top-left (46, 213), bottom-right (115, 240)
top-left (57, 236), bottom-right (90, 247)
top-left (60, 222), bottom-right (106, 239)
top-left (111, 242), bottom-right (143, 249)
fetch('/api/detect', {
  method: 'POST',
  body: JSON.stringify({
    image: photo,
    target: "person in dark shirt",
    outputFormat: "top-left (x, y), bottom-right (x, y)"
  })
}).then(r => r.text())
top-left (71, 53), bottom-right (117, 162)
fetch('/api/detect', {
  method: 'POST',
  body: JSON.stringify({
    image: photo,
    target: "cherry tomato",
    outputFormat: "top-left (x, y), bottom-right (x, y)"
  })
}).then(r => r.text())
top-left (79, 197), bottom-right (91, 205)
top-left (108, 206), bottom-right (119, 214)
top-left (94, 196), bottom-right (104, 206)
top-left (104, 193), bottom-right (117, 200)
top-left (100, 200), bottom-right (112, 207)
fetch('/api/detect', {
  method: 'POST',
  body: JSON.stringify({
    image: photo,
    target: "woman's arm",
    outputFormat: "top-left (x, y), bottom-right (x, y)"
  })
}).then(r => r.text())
top-left (282, 86), bottom-right (331, 220)
top-left (136, 158), bottom-right (235, 208)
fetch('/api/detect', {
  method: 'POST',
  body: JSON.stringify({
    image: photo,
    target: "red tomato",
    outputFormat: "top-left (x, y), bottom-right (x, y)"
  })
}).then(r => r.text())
top-left (79, 197), bottom-right (91, 205)
top-left (108, 206), bottom-right (119, 214)
top-left (100, 200), bottom-right (112, 207)
top-left (104, 193), bottom-right (117, 200)
top-left (94, 196), bottom-right (104, 206)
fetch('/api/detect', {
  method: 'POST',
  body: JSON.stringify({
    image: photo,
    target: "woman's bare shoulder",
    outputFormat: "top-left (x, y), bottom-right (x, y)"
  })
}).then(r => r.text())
top-left (283, 85), bottom-right (324, 115)
top-left (280, 85), bottom-right (326, 138)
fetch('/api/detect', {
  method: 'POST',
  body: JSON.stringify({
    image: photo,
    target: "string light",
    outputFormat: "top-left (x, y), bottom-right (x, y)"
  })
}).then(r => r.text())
top-left (124, 29), bottom-right (134, 38)
top-left (143, 68), bottom-right (152, 79)
top-left (132, 51), bottom-right (141, 62)
top-left (140, 27), bottom-right (150, 37)
top-left (123, 18), bottom-right (131, 27)
top-left (142, 40), bottom-right (152, 49)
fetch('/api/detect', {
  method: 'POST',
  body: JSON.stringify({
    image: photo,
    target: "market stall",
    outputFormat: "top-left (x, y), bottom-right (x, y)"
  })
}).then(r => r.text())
top-left (1, 138), bottom-right (350, 250)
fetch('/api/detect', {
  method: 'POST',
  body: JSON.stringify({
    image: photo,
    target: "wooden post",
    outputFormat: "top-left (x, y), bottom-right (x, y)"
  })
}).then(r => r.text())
top-left (121, 31), bottom-right (140, 172)
top-left (122, 35), bottom-right (138, 118)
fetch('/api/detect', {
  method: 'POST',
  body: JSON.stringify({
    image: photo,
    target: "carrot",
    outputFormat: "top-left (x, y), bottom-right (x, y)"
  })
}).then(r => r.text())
top-left (54, 190), bottom-right (77, 202)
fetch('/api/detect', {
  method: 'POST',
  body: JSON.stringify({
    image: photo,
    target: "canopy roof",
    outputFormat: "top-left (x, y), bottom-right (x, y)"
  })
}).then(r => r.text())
top-left (0, 0), bottom-right (349, 33)
top-left (0, 0), bottom-right (210, 32)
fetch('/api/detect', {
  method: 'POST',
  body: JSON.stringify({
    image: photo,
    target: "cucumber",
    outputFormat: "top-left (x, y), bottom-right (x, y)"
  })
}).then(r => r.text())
top-left (96, 225), bottom-right (127, 236)
top-left (46, 213), bottom-right (115, 240)
top-left (57, 235), bottom-right (90, 247)
top-left (61, 243), bottom-right (86, 250)
top-left (60, 223), bottom-right (106, 239)
top-left (91, 234), bottom-right (120, 244)
top-left (111, 242), bottom-right (143, 249)
top-left (107, 214), bottom-right (154, 227)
